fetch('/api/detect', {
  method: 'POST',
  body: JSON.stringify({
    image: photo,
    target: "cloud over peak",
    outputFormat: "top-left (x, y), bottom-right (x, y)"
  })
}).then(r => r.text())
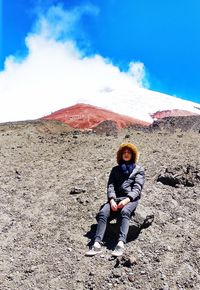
top-left (0, 4), bottom-right (149, 123)
top-left (1, 3), bottom-right (198, 124)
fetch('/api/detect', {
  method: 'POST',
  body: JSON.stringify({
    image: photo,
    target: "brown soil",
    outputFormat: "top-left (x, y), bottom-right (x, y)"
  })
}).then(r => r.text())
top-left (0, 119), bottom-right (199, 290)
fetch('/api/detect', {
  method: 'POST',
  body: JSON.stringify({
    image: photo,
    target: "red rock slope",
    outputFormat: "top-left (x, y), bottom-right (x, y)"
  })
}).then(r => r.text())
top-left (151, 109), bottom-right (198, 119)
top-left (42, 103), bottom-right (150, 130)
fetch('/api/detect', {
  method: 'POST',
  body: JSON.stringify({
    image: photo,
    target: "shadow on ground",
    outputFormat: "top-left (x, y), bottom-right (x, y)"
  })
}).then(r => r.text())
top-left (85, 214), bottom-right (154, 250)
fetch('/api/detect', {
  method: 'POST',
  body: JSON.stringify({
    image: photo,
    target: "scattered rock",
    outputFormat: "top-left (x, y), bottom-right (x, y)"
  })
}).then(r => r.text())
top-left (157, 165), bottom-right (200, 187)
top-left (141, 214), bottom-right (155, 229)
top-left (121, 255), bottom-right (137, 267)
top-left (150, 115), bottom-right (200, 132)
top-left (160, 284), bottom-right (169, 290)
top-left (93, 120), bottom-right (118, 135)
top-left (15, 170), bottom-right (21, 180)
top-left (70, 187), bottom-right (86, 194)
top-left (128, 274), bottom-right (135, 282)
top-left (1, 119), bottom-right (200, 290)
top-left (125, 134), bottom-right (130, 139)
top-left (112, 268), bottom-right (123, 278)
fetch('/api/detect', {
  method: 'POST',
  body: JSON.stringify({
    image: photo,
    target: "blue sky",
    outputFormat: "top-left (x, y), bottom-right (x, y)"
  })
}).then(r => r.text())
top-left (1, 0), bottom-right (200, 104)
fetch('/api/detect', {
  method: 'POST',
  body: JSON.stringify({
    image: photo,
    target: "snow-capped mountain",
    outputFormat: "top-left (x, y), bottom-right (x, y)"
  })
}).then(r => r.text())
top-left (41, 86), bottom-right (200, 129)
top-left (74, 87), bottom-right (200, 123)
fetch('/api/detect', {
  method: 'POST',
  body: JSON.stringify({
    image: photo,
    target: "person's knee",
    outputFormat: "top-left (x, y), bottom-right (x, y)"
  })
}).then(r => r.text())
top-left (120, 208), bottom-right (131, 219)
top-left (97, 204), bottom-right (110, 221)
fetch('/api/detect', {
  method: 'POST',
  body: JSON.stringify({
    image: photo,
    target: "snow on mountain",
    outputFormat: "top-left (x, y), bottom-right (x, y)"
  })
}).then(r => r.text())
top-left (40, 86), bottom-right (200, 130)
top-left (74, 87), bottom-right (200, 123)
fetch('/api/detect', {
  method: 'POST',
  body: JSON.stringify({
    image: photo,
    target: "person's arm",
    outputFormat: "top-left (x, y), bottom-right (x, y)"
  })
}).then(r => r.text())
top-left (126, 166), bottom-right (145, 201)
top-left (107, 167), bottom-right (116, 201)
top-left (107, 167), bottom-right (118, 211)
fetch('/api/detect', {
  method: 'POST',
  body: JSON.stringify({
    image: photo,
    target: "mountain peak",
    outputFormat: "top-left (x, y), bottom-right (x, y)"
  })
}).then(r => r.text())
top-left (42, 103), bottom-right (150, 130)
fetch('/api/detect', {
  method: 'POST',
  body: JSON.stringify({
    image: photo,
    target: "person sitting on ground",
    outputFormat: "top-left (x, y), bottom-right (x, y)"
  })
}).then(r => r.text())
top-left (86, 142), bottom-right (145, 257)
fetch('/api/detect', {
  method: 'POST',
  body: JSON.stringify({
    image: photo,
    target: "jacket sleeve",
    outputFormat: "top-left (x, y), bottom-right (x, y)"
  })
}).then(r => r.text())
top-left (107, 167), bottom-right (116, 201)
top-left (126, 166), bottom-right (145, 201)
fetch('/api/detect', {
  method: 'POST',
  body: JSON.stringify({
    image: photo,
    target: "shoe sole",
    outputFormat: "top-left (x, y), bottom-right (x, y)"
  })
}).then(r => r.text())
top-left (112, 245), bottom-right (124, 257)
top-left (112, 250), bottom-right (124, 257)
top-left (85, 249), bottom-right (102, 256)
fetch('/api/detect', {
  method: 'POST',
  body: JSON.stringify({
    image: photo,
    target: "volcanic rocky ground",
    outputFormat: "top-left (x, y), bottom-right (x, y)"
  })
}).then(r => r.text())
top-left (0, 118), bottom-right (200, 290)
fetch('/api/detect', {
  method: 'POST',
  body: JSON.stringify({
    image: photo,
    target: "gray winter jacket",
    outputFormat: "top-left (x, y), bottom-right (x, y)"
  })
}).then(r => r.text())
top-left (107, 164), bottom-right (145, 202)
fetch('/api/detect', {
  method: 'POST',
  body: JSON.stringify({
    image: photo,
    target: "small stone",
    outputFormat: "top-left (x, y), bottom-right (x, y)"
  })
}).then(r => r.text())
top-left (128, 274), bottom-right (135, 282)
top-left (67, 247), bottom-right (72, 252)
top-left (112, 268), bottom-right (122, 278)
top-left (122, 255), bottom-right (137, 267)
top-left (125, 134), bottom-right (130, 138)
top-left (154, 256), bottom-right (160, 262)
top-left (166, 245), bottom-right (171, 251)
top-left (70, 187), bottom-right (86, 194)
top-left (76, 197), bottom-right (84, 204)
top-left (162, 283), bottom-right (169, 290)
top-left (161, 273), bottom-right (166, 280)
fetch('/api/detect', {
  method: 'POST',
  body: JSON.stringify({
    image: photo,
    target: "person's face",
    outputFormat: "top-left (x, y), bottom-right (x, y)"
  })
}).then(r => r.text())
top-left (122, 148), bottom-right (132, 162)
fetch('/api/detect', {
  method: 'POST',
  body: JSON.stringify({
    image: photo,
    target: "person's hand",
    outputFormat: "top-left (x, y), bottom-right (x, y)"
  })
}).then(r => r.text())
top-left (110, 199), bottom-right (118, 211)
top-left (117, 198), bottom-right (130, 209)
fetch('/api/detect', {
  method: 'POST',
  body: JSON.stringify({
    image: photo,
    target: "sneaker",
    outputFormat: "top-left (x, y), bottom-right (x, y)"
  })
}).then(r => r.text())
top-left (85, 245), bottom-right (102, 256)
top-left (112, 244), bottom-right (124, 257)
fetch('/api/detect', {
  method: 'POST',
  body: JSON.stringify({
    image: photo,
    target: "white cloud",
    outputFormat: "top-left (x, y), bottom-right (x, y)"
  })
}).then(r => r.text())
top-left (33, 4), bottom-right (99, 42)
top-left (0, 4), bottom-right (199, 123)
top-left (128, 62), bottom-right (149, 88)
top-left (0, 4), bottom-right (150, 123)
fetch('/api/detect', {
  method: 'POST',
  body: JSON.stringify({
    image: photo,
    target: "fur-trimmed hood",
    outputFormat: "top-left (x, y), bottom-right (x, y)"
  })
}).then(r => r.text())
top-left (117, 143), bottom-right (139, 164)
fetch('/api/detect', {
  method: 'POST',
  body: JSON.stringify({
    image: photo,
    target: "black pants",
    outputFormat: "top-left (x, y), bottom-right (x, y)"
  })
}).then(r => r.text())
top-left (95, 198), bottom-right (139, 243)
